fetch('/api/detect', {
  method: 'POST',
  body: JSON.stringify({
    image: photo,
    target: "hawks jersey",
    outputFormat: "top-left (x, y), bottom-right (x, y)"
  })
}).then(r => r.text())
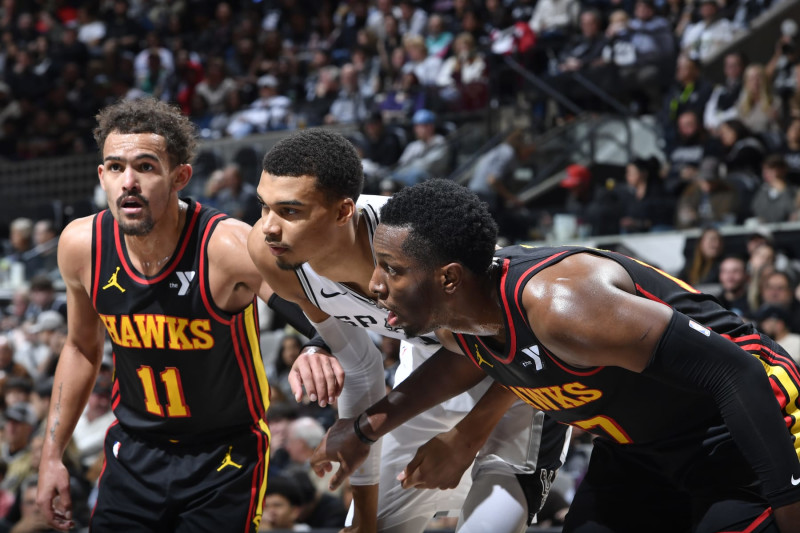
top-left (91, 199), bottom-right (269, 440)
top-left (295, 195), bottom-right (440, 352)
top-left (454, 245), bottom-right (800, 455)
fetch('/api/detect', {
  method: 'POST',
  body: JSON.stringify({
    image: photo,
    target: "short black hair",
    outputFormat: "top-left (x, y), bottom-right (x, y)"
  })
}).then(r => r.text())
top-left (262, 128), bottom-right (363, 202)
top-left (380, 179), bottom-right (498, 275)
top-left (94, 97), bottom-right (198, 169)
top-left (264, 474), bottom-right (305, 507)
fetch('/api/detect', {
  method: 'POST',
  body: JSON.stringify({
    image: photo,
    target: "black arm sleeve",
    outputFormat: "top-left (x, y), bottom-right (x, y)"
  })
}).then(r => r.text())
top-left (266, 293), bottom-right (317, 340)
top-left (644, 310), bottom-right (800, 508)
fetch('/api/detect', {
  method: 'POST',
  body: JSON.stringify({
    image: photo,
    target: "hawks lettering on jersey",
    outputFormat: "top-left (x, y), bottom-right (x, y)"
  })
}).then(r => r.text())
top-left (99, 314), bottom-right (214, 350)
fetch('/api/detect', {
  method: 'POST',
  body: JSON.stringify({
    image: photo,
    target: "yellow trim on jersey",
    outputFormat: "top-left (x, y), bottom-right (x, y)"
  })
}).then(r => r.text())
top-left (253, 418), bottom-right (271, 530)
top-left (761, 360), bottom-right (800, 459)
top-left (243, 303), bottom-right (271, 413)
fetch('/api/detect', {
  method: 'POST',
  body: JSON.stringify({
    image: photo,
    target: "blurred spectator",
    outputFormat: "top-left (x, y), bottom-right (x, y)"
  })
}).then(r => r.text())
top-left (304, 65), bottom-right (339, 127)
top-left (784, 117), bottom-right (800, 185)
top-left (529, 0), bottom-right (580, 40)
top-left (765, 19), bottom-right (799, 123)
top-left (283, 467), bottom-right (348, 530)
top-left (214, 164), bottom-right (260, 226)
top-left (629, 0), bottom-right (676, 78)
top-left (0, 403), bottom-right (37, 494)
top-left (3, 378), bottom-right (31, 412)
top-left (679, 0), bottom-right (734, 62)
top-left (226, 75), bottom-right (292, 138)
top-left (759, 270), bottom-right (800, 332)
top-left (425, 14), bottom-right (454, 59)
top-left (755, 304), bottom-right (800, 363)
top-left (397, 0), bottom-right (428, 37)
top-left (736, 63), bottom-right (781, 141)
top-left (71, 372), bottom-right (115, 470)
top-left (355, 111), bottom-right (405, 187)
top-left (436, 32), bottom-right (488, 111)
top-left (0, 337), bottom-right (29, 409)
top-left (675, 156), bottom-right (739, 228)
top-left (24, 220), bottom-right (59, 284)
top-left (665, 110), bottom-right (708, 195)
top-left (132, 32), bottom-right (174, 86)
top-left (717, 118), bottom-right (765, 197)
top-left (679, 224), bottom-right (724, 286)
top-left (258, 474), bottom-right (310, 532)
top-left (3, 219), bottom-right (34, 274)
top-left (194, 57), bottom-right (237, 115)
top-left (716, 254), bottom-right (752, 317)
top-left (375, 68), bottom-right (427, 124)
top-left (350, 45), bottom-right (381, 103)
top-left (661, 54), bottom-right (713, 148)
top-left (618, 156), bottom-right (675, 233)
top-left (401, 34), bottom-right (441, 87)
top-left (746, 239), bottom-right (777, 313)
top-left (102, 0), bottom-right (142, 54)
top-left (326, 63), bottom-right (369, 125)
top-left (22, 277), bottom-right (66, 323)
top-left (0, 82), bottom-right (21, 144)
top-left (16, 310), bottom-right (63, 380)
top-left (556, 163), bottom-right (624, 236)
top-left (6, 475), bottom-right (52, 533)
top-left (393, 109), bottom-right (451, 185)
top-left (268, 334), bottom-right (304, 406)
top-left (469, 129), bottom-right (537, 241)
top-left (704, 51), bottom-right (746, 132)
top-left (265, 402), bottom-right (299, 475)
top-left (1, 289), bottom-right (29, 333)
top-left (553, 9), bottom-right (606, 75)
top-left (750, 154), bottom-right (797, 224)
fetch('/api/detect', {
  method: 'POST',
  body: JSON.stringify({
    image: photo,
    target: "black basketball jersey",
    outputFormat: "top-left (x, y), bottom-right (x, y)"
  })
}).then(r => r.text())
top-left (91, 199), bottom-right (268, 440)
top-left (454, 245), bottom-right (800, 454)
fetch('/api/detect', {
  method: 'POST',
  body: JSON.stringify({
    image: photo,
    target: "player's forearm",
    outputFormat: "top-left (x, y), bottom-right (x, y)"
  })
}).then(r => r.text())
top-left (41, 344), bottom-right (102, 460)
top-left (450, 381), bottom-right (518, 454)
top-left (361, 347), bottom-right (485, 440)
top-left (350, 484), bottom-right (378, 533)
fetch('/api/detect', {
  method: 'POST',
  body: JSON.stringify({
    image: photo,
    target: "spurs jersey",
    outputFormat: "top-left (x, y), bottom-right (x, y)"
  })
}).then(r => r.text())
top-left (454, 245), bottom-right (800, 454)
top-left (295, 195), bottom-right (440, 352)
top-left (91, 199), bottom-right (269, 440)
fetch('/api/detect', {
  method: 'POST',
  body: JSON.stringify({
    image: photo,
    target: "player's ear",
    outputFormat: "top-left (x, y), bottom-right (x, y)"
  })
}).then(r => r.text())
top-left (335, 197), bottom-right (356, 226)
top-left (440, 263), bottom-right (463, 294)
top-left (172, 164), bottom-right (193, 192)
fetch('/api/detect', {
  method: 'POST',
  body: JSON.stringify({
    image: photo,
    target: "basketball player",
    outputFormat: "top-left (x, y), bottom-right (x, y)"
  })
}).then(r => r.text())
top-left (36, 98), bottom-right (278, 532)
top-left (313, 179), bottom-right (800, 532)
top-left (247, 130), bottom-right (570, 533)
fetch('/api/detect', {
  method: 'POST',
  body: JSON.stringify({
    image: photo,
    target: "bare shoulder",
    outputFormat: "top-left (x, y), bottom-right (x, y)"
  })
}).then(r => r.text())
top-left (245, 221), bottom-right (307, 302)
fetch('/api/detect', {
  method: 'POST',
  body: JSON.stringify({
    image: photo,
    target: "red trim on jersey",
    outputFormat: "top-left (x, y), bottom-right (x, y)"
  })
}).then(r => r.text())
top-left (542, 345), bottom-right (605, 376)
top-left (635, 284), bottom-right (669, 306)
top-left (453, 334), bottom-right (482, 368)
top-left (92, 213), bottom-right (104, 308)
top-left (495, 250), bottom-right (569, 364)
top-left (718, 507), bottom-right (772, 533)
top-left (230, 317), bottom-right (262, 426)
top-left (199, 213), bottom-right (231, 324)
top-left (236, 313), bottom-right (265, 416)
top-left (246, 426), bottom-right (269, 532)
top-left (111, 352), bottom-right (121, 411)
top-left (738, 341), bottom-right (800, 385)
top-left (114, 202), bottom-right (202, 285)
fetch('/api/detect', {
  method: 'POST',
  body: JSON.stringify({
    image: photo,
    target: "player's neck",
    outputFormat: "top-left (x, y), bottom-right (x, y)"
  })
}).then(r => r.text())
top-left (124, 199), bottom-right (187, 276)
top-left (309, 211), bottom-right (375, 297)
top-left (445, 270), bottom-right (505, 337)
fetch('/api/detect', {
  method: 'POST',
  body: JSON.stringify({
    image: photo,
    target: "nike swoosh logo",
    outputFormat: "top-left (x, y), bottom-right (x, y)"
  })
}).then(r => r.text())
top-left (320, 289), bottom-right (347, 298)
top-left (792, 475), bottom-right (800, 486)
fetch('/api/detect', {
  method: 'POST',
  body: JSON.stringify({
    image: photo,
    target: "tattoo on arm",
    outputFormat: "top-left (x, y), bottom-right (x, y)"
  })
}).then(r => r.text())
top-left (49, 383), bottom-right (62, 443)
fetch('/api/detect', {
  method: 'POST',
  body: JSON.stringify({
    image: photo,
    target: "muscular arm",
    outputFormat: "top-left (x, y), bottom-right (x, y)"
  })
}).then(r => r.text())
top-left (524, 253), bottom-right (800, 525)
top-left (37, 218), bottom-right (106, 531)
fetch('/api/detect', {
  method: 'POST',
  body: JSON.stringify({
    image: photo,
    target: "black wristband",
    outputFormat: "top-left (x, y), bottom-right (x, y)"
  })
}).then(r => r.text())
top-left (353, 413), bottom-right (376, 445)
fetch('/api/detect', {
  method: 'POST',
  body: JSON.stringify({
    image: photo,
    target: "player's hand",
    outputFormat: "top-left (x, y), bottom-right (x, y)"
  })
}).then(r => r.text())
top-left (288, 347), bottom-right (345, 407)
top-left (398, 429), bottom-right (475, 490)
top-left (37, 458), bottom-right (75, 531)
top-left (774, 500), bottom-right (800, 533)
top-left (310, 417), bottom-right (371, 490)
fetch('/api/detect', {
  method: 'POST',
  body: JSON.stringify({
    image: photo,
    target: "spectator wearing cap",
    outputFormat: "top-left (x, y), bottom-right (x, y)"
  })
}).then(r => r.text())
top-left (0, 336), bottom-right (30, 408)
top-left (750, 154), bottom-right (797, 224)
top-left (72, 372), bottom-right (115, 470)
top-left (679, 0), bottom-right (735, 63)
top-left (226, 75), bottom-right (292, 138)
top-left (756, 304), bottom-right (800, 363)
top-left (0, 402), bottom-right (38, 493)
top-left (3, 377), bottom-right (32, 412)
top-left (393, 109), bottom-right (451, 185)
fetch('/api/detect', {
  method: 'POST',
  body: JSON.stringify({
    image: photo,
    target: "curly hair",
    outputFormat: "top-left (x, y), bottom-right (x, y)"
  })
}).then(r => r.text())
top-left (380, 179), bottom-right (498, 275)
top-left (93, 98), bottom-right (198, 169)
top-left (262, 128), bottom-right (363, 202)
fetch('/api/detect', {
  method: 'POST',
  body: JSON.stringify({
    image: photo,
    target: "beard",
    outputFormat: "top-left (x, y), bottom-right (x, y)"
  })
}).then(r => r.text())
top-left (275, 256), bottom-right (305, 271)
top-left (118, 217), bottom-right (155, 236)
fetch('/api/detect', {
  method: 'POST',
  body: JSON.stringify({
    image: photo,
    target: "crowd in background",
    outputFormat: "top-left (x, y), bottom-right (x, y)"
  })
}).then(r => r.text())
top-left (1, 0), bottom-right (800, 530)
